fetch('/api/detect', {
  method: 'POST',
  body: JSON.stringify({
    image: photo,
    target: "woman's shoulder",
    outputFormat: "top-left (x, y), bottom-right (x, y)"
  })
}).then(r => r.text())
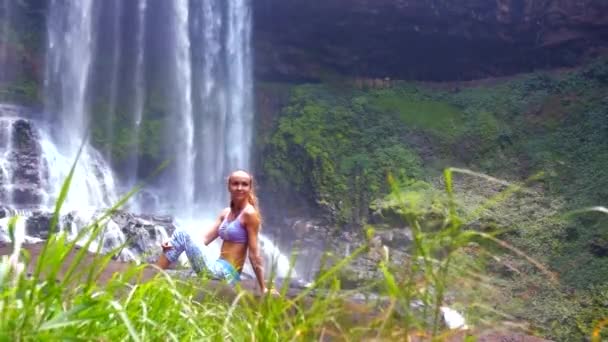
top-left (241, 204), bottom-right (259, 223)
top-left (242, 203), bottom-right (257, 215)
top-left (219, 207), bottom-right (231, 219)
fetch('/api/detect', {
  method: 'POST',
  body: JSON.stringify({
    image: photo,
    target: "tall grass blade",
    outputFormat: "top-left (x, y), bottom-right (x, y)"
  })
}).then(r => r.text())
top-left (109, 300), bottom-right (141, 342)
top-left (32, 139), bottom-right (86, 287)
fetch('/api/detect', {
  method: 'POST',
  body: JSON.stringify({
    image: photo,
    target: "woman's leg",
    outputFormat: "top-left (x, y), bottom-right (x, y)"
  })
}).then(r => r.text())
top-left (213, 259), bottom-right (241, 285)
top-left (157, 231), bottom-right (207, 273)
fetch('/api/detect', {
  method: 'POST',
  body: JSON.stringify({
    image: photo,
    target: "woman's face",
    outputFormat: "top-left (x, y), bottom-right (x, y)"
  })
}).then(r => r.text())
top-left (228, 171), bottom-right (252, 201)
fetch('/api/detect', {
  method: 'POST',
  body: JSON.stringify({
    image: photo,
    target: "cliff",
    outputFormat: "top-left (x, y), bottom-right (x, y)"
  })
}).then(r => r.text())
top-left (253, 0), bottom-right (608, 81)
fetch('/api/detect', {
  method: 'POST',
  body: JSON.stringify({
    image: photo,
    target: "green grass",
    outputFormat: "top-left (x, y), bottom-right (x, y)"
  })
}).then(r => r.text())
top-left (2, 157), bottom-right (602, 340)
top-left (368, 91), bottom-right (467, 141)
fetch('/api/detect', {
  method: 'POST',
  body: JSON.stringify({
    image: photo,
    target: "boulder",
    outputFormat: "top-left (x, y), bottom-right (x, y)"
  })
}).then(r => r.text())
top-left (0, 209), bottom-right (176, 263)
top-left (0, 114), bottom-right (45, 207)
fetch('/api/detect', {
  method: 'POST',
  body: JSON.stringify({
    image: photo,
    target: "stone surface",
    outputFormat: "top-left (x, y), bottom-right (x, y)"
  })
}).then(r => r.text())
top-left (0, 208), bottom-right (177, 263)
top-left (253, 0), bottom-right (608, 81)
top-left (0, 106), bottom-right (46, 207)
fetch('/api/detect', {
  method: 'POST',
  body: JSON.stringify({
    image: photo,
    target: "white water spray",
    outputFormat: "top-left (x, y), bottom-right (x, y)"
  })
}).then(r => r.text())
top-left (45, 0), bottom-right (94, 149)
top-left (226, 0), bottom-right (253, 170)
top-left (133, 0), bottom-right (147, 129)
top-left (196, 0), bottom-right (227, 211)
top-left (44, 0), bottom-right (117, 210)
top-left (171, 0), bottom-right (195, 217)
top-left (39, 134), bottom-right (117, 211)
top-left (128, 0), bottom-right (148, 201)
top-left (0, 117), bottom-right (14, 204)
top-left (104, 0), bottom-right (124, 162)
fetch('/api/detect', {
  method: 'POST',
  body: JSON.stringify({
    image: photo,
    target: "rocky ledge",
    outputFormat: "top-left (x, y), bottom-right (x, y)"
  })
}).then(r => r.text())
top-left (0, 207), bottom-right (176, 263)
top-left (253, 0), bottom-right (608, 81)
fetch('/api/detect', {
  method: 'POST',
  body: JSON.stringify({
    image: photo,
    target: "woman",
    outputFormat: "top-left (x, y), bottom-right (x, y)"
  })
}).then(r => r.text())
top-left (156, 170), bottom-right (276, 294)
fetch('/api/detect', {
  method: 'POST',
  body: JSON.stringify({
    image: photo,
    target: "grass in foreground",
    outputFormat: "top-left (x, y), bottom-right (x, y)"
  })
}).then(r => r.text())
top-left (1, 165), bottom-right (593, 341)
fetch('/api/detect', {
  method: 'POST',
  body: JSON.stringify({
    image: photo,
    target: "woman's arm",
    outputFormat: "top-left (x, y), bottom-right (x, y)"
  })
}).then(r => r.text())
top-left (202, 208), bottom-right (228, 246)
top-left (243, 207), bottom-right (267, 292)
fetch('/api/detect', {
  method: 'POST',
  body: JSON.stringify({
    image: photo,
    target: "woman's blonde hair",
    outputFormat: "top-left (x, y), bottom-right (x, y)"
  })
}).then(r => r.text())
top-left (228, 170), bottom-right (262, 225)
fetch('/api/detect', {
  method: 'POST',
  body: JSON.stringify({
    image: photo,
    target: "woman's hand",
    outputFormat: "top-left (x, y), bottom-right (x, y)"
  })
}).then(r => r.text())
top-left (161, 241), bottom-right (173, 252)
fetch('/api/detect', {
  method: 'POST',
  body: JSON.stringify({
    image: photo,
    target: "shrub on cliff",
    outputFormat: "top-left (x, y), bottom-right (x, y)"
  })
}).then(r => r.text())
top-left (264, 84), bottom-right (423, 225)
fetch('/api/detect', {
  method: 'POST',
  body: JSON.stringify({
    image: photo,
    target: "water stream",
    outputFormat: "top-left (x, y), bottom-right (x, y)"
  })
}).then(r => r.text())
top-left (0, 0), bottom-right (297, 279)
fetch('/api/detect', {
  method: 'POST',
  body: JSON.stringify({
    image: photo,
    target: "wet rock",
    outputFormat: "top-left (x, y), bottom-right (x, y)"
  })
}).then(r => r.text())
top-left (12, 119), bottom-right (43, 182)
top-left (0, 208), bottom-right (177, 263)
top-left (290, 218), bottom-right (320, 239)
top-left (375, 227), bottom-right (413, 249)
top-left (12, 184), bottom-right (42, 205)
top-left (111, 210), bottom-right (176, 260)
top-left (0, 116), bottom-right (45, 207)
top-left (25, 211), bottom-right (53, 239)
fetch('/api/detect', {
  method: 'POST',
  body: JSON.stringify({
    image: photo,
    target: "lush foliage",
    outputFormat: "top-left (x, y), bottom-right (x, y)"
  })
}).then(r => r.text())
top-left (0, 1), bottom-right (46, 105)
top-left (0, 163), bottom-right (527, 340)
top-left (261, 58), bottom-right (608, 340)
top-left (89, 91), bottom-right (170, 174)
top-left (264, 85), bottom-right (424, 224)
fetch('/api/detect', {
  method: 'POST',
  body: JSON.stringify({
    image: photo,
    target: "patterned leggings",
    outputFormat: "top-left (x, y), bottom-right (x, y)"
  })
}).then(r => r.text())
top-left (163, 231), bottom-right (240, 284)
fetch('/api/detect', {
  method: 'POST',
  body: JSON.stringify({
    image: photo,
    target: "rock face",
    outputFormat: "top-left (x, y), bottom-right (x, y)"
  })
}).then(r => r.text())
top-left (0, 105), bottom-right (46, 207)
top-left (0, 208), bottom-right (176, 263)
top-left (10, 118), bottom-right (45, 204)
top-left (253, 0), bottom-right (608, 81)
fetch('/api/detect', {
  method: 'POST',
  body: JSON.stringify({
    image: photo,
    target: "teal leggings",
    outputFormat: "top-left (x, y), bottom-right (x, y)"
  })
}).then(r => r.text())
top-left (163, 231), bottom-right (240, 284)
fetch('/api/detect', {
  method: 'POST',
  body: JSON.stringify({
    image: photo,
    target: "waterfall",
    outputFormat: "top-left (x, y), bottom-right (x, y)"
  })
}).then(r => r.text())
top-left (193, 0), bottom-right (227, 210)
top-left (0, 0), bottom-right (298, 279)
top-left (45, 0), bottom-right (94, 149)
top-left (129, 0), bottom-right (147, 196)
top-left (41, 0), bottom-right (255, 216)
top-left (0, 117), bottom-right (14, 204)
top-left (190, 0), bottom-right (253, 213)
top-left (104, 0), bottom-right (124, 164)
top-left (226, 0), bottom-right (253, 171)
top-left (170, 0), bottom-right (195, 218)
top-left (44, 0), bottom-right (117, 211)
top-left (39, 131), bottom-right (118, 211)
top-left (0, 106), bottom-right (116, 212)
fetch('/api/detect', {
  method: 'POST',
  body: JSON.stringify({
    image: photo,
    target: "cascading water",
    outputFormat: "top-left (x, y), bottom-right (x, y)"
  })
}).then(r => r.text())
top-left (190, 0), bottom-right (253, 212)
top-left (104, 0), bottom-right (124, 164)
top-left (128, 0), bottom-right (147, 197)
top-left (45, 0), bottom-right (94, 150)
top-left (0, 117), bottom-right (14, 204)
top-left (192, 0), bottom-right (228, 210)
top-left (44, 0), bottom-right (255, 218)
top-left (170, 0), bottom-right (196, 218)
top-left (225, 0), bottom-right (253, 171)
top-left (0, 105), bottom-right (115, 211)
top-left (0, 0), bottom-right (297, 280)
top-left (44, 0), bottom-right (117, 210)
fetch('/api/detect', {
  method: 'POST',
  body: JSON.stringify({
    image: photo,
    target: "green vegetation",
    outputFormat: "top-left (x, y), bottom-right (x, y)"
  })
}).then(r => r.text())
top-left (2, 158), bottom-right (547, 340)
top-left (263, 81), bottom-right (510, 224)
top-left (368, 88), bottom-right (468, 141)
top-left (264, 85), bottom-right (424, 224)
top-left (0, 1), bottom-right (46, 106)
top-left (89, 93), bottom-right (169, 169)
top-left (0, 79), bottom-right (41, 105)
top-left (261, 58), bottom-right (608, 340)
